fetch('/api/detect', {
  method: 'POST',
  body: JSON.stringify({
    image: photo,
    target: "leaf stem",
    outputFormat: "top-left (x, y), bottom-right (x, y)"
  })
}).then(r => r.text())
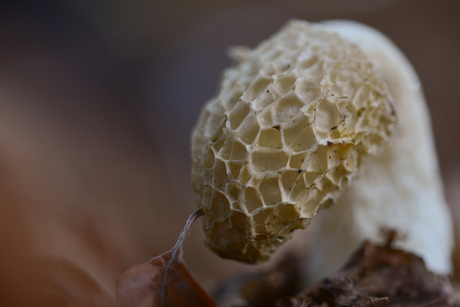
top-left (161, 209), bottom-right (204, 301)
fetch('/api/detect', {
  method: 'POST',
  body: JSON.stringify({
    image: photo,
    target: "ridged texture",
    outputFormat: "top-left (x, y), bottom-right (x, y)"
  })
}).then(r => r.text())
top-left (191, 20), bottom-right (397, 263)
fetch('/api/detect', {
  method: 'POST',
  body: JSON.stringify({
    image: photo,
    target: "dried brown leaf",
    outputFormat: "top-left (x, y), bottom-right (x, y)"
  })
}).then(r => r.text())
top-left (116, 250), bottom-right (216, 307)
top-left (116, 210), bottom-right (216, 307)
top-left (280, 241), bottom-right (458, 307)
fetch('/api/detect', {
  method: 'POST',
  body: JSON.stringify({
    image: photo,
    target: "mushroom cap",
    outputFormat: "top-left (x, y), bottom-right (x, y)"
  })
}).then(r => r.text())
top-left (191, 20), bottom-right (397, 263)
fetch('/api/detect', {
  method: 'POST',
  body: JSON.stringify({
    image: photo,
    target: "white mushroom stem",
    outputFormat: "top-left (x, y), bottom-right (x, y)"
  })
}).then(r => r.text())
top-left (305, 20), bottom-right (454, 283)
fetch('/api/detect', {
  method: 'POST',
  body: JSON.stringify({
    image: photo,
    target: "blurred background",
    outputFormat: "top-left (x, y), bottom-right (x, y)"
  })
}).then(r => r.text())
top-left (1, 0), bottom-right (460, 304)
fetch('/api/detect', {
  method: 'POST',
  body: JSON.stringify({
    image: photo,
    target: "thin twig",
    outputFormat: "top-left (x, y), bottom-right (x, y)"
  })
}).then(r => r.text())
top-left (160, 209), bottom-right (204, 301)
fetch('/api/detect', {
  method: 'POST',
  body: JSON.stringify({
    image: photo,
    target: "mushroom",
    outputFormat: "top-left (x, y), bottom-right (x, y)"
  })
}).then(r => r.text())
top-left (190, 20), bottom-right (454, 280)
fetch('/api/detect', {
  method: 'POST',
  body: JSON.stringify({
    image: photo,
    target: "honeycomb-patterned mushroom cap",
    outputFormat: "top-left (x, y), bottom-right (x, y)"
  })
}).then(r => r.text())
top-left (191, 20), bottom-right (397, 263)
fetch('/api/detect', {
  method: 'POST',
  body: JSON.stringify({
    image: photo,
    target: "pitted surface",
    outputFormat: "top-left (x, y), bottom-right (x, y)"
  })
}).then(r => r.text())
top-left (191, 20), bottom-right (397, 263)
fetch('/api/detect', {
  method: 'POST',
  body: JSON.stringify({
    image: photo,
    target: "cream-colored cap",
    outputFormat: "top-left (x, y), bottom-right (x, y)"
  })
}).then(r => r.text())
top-left (191, 20), bottom-right (397, 263)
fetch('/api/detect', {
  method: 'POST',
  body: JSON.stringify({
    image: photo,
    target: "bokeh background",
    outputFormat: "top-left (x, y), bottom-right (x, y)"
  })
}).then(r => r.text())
top-left (1, 0), bottom-right (460, 304)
